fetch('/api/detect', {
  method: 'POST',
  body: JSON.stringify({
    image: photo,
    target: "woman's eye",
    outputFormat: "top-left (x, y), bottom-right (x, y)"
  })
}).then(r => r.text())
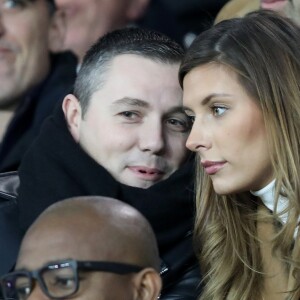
top-left (212, 106), bottom-right (227, 116)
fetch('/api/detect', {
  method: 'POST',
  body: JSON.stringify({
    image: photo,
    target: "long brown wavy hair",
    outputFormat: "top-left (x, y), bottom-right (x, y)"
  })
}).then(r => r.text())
top-left (179, 10), bottom-right (300, 300)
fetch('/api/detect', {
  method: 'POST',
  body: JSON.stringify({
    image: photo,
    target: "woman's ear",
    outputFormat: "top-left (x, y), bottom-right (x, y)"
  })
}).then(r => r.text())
top-left (62, 94), bottom-right (82, 142)
top-left (132, 268), bottom-right (162, 300)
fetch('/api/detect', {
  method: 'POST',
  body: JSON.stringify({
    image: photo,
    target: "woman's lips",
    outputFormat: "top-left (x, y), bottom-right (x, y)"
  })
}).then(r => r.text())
top-left (201, 161), bottom-right (226, 175)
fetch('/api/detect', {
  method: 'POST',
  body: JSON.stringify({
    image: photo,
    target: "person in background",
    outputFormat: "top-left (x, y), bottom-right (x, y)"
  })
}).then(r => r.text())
top-left (216, 0), bottom-right (300, 24)
top-left (260, 0), bottom-right (300, 21)
top-left (180, 10), bottom-right (300, 300)
top-left (137, 0), bottom-right (229, 48)
top-left (0, 0), bottom-right (77, 172)
top-left (55, 0), bottom-right (150, 64)
top-left (1, 196), bottom-right (162, 300)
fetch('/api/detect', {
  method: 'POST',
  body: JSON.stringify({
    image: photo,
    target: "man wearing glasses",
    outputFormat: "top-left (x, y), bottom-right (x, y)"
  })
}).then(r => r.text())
top-left (1, 196), bottom-right (162, 300)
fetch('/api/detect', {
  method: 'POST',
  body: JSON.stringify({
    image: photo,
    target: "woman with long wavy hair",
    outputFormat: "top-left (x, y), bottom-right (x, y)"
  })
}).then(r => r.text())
top-left (179, 10), bottom-right (300, 300)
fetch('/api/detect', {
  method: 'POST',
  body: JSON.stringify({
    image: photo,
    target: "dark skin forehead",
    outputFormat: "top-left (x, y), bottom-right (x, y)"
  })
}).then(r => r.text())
top-left (16, 197), bottom-right (160, 270)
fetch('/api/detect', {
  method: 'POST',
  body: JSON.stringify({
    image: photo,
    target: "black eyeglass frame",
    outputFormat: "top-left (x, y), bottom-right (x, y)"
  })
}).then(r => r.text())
top-left (0, 259), bottom-right (144, 300)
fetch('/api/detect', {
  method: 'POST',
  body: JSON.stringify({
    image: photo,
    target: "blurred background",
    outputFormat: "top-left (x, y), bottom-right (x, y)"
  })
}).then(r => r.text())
top-left (137, 0), bottom-right (230, 47)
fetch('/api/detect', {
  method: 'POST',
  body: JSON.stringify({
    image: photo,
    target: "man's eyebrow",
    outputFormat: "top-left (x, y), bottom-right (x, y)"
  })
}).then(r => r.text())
top-left (111, 97), bottom-right (150, 108)
top-left (111, 98), bottom-right (186, 115)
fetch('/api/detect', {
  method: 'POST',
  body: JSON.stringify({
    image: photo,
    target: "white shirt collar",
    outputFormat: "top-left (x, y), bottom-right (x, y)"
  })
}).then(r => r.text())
top-left (250, 180), bottom-right (299, 238)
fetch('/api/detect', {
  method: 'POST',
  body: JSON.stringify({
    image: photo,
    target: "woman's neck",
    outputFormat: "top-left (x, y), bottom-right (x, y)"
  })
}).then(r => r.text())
top-left (251, 180), bottom-right (300, 239)
top-left (250, 179), bottom-right (289, 224)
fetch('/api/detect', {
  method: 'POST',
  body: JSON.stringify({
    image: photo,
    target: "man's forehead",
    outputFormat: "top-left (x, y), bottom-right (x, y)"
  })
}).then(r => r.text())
top-left (110, 97), bottom-right (185, 114)
top-left (16, 224), bottom-right (100, 269)
top-left (97, 55), bottom-right (181, 95)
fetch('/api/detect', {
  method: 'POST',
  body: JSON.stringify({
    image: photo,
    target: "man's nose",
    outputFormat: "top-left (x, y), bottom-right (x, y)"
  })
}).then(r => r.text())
top-left (139, 120), bottom-right (165, 154)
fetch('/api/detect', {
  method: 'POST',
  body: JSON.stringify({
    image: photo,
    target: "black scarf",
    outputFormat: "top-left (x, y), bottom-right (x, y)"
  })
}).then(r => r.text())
top-left (18, 105), bottom-right (198, 289)
top-left (0, 52), bottom-right (77, 172)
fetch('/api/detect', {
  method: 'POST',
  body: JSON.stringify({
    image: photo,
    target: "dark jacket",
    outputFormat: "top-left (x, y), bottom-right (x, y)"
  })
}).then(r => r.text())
top-left (0, 52), bottom-right (77, 172)
top-left (0, 172), bottom-right (20, 275)
top-left (0, 171), bottom-right (201, 299)
top-left (14, 105), bottom-right (202, 299)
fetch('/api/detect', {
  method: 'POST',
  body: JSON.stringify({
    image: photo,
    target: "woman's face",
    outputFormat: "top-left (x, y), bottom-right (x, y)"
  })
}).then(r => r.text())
top-left (183, 63), bottom-right (274, 194)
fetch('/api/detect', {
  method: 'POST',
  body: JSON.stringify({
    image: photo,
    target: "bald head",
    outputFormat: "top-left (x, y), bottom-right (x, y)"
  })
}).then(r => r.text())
top-left (17, 196), bottom-right (160, 271)
top-left (2, 197), bottom-right (161, 300)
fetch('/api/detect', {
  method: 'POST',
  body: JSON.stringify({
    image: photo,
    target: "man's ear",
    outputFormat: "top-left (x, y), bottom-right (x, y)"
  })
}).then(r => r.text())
top-left (126, 0), bottom-right (150, 21)
top-left (62, 94), bottom-right (82, 142)
top-left (132, 268), bottom-right (162, 300)
top-left (48, 9), bottom-right (66, 52)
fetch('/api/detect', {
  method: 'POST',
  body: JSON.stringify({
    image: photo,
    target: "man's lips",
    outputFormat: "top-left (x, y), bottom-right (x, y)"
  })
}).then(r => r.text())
top-left (0, 48), bottom-right (15, 63)
top-left (201, 160), bottom-right (226, 175)
top-left (0, 43), bottom-right (17, 59)
top-left (0, 41), bottom-right (18, 52)
top-left (128, 166), bottom-right (165, 181)
top-left (0, 47), bottom-right (12, 56)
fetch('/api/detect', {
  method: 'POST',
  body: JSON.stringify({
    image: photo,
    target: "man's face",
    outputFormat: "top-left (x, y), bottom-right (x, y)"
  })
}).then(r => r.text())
top-left (261, 0), bottom-right (300, 24)
top-left (15, 219), bottom-right (137, 300)
top-left (55, 0), bottom-right (136, 62)
top-left (0, 0), bottom-right (57, 108)
top-left (67, 54), bottom-right (190, 189)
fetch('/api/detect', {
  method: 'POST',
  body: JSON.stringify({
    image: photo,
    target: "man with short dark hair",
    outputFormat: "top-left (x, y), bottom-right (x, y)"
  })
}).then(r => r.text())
top-left (63, 28), bottom-right (190, 189)
top-left (1, 196), bottom-right (162, 300)
top-left (0, 0), bottom-right (77, 171)
top-left (16, 28), bottom-right (201, 299)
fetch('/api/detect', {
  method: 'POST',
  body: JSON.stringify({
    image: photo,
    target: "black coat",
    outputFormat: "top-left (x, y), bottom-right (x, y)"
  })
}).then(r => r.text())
top-left (0, 52), bottom-right (77, 172)
top-left (15, 105), bottom-right (202, 299)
